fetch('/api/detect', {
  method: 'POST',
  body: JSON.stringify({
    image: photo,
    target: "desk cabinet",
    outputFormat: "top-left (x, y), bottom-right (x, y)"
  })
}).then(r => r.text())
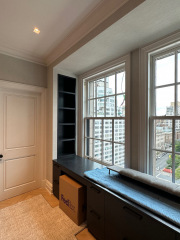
top-left (87, 185), bottom-right (178, 240)
top-left (87, 184), bottom-right (105, 240)
top-left (105, 193), bottom-right (176, 240)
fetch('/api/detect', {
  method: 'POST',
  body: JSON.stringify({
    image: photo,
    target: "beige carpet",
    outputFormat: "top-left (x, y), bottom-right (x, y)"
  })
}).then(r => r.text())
top-left (0, 195), bottom-right (85, 240)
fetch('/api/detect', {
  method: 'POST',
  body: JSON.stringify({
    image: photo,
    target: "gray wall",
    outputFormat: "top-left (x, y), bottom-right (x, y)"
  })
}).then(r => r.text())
top-left (0, 53), bottom-right (47, 87)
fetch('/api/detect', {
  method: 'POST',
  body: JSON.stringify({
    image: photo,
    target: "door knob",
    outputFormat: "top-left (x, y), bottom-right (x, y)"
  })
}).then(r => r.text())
top-left (0, 154), bottom-right (3, 159)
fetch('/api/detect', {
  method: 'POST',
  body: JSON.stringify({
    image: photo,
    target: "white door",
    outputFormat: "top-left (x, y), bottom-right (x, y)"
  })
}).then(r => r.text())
top-left (0, 85), bottom-right (43, 201)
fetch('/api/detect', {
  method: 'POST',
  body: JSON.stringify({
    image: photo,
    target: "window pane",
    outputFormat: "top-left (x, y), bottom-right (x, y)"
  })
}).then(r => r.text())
top-left (117, 71), bottom-right (125, 94)
top-left (89, 81), bottom-right (94, 99)
top-left (103, 120), bottom-right (112, 141)
top-left (114, 143), bottom-right (125, 167)
top-left (154, 119), bottom-right (172, 151)
top-left (106, 74), bottom-right (115, 95)
top-left (155, 54), bottom-right (175, 86)
top-left (156, 86), bottom-right (174, 116)
top-left (86, 119), bottom-right (93, 138)
top-left (177, 85), bottom-right (180, 115)
top-left (94, 140), bottom-right (102, 160)
top-left (103, 141), bottom-right (112, 164)
top-left (178, 52), bottom-right (180, 83)
top-left (153, 150), bottom-right (172, 182)
top-left (86, 138), bottom-right (93, 158)
top-left (106, 96), bottom-right (115, 116)
top-left (117, 95), bottom-right (125, 117)
top-left (114, 120), bottom-right (125, 143)
top-left (94, 120), bottom-right (102, 139)
top-left (97, 98), bottom-right (104, 117)
top-left (89, 99), bottom-right (96, 117)
top-left (175, 154), bottom-right (180, 184)
top-left (96, 78), bottom-right (105, 97)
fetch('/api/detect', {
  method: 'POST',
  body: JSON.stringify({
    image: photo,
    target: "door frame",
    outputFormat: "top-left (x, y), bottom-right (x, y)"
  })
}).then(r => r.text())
top-left (0, 80), bottom-right (46, 191)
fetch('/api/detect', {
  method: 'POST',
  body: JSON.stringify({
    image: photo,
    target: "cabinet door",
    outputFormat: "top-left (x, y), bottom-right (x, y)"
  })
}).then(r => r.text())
top-left (87, 184), bottom-right (105, 240)
top-left (105, 193), bottom-right (176, 240)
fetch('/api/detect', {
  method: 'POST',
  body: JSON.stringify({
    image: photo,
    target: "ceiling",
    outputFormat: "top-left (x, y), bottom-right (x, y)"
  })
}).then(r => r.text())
top-left (0, 0), bottom-right (180, 75)
top-left (56, 0), bottom-right (180, 75)
top-left (0, 0), bottom-right (103, 64)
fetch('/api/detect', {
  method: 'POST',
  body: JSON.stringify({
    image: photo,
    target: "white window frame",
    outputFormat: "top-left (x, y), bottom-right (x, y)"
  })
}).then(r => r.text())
top-left (78, 55), bottom-right (130, 167)
top-left (140, 30), bottom-right (180, 175)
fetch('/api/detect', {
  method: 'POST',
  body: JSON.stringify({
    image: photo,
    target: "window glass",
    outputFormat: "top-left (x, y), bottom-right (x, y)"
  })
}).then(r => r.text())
top-left (106, 96), bottom-right (115, 116)
top-left (94, 120), bottom-right (102, 139)
top-left (89, 81), bottom-right (94, 99)
top-left (117, 71), bottom-right (125, 93)
top-left (153, 150), bottom-right (172, 182)
top-left (114, 143), bottom-right (125, 167)
top-left (155, 54), bottom-right (175, 87)
top-left (156, 86), bottom-right (174, 116)
top-left (96, 78), bottom-right (105, 97)
top-left (150, 48), bottom-right (180, 184)
top-left (85, 66), bottom-right (126, 168)
top-left (103, 120), bottom-right (112, 141)
top-left (97, 98), bottom-right (104, 117)
top-left (94, 140), bottom-right (102, 160)
top-left (106, 75), bottom-right (115, 95)
top-left (103, 142), bottom-right (112, 164)
top-left (177, 52), bottom-right (180, 83)
top-left (114, 120), bottom-right (125, 143)
top-left (117, 95), bottom-right (125, 117)
top-left (154, 119), bottom-right (172, 151)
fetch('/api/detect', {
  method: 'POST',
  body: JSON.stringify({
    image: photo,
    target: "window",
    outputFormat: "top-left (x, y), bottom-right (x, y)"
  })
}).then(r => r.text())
top-left (149, 46), bottom-right (180, 184)
top-left (84, 59), bottom-right (130, 167)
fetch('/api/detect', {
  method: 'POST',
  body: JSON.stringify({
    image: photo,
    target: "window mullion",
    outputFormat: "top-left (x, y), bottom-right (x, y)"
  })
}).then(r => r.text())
top-left (92, 119), bottom-right (94, 159)
top-left (104, 77), bottom-right (106, 117)
top-left (175, 52), bottom-right (177, 115)
top-left (115, 73), bottom-right (117, 117)
top-left (112, 119), bottom-right (114, 165)
top-left (102, 119), bottom-right (104, 163)
top-left (172, 119), bottom-right (175, 183)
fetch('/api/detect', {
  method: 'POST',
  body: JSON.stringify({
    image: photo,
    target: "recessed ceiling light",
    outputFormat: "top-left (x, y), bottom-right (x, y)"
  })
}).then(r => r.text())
top-left (33, 27), bottom-right (40, 34)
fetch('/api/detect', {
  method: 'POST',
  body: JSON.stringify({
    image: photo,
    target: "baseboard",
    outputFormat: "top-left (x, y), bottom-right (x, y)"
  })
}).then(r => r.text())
top-left (43, 180), bottom-right (53, 194)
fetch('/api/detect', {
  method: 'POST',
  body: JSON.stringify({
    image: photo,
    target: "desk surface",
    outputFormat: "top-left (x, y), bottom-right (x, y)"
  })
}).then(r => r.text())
top-left (54, 155), bottom-right (104, 178)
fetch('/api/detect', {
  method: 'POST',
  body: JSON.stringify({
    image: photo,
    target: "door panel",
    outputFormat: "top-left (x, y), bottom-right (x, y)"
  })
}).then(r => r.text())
top-left (5, 156), bottom-right (35, 189)
top-left (6, 95), bottom-right (36, 148)
top-left (0, 88), bottom-right (42, 201)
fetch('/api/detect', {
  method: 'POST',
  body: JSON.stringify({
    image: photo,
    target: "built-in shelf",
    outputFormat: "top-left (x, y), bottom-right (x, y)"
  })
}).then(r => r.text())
top-left (58, 107), bottom-right (75, 110)
top-left (58, 90), bottom-right (75, 95)
top-left (57, 74), bottom-right (76, 158)
top-left (60, 138), bottom-right (75, 142)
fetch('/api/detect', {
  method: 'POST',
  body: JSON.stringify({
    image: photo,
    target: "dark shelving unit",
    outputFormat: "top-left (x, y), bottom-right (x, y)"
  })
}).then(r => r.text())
top-left (57, 74), bottom-right (76, 158)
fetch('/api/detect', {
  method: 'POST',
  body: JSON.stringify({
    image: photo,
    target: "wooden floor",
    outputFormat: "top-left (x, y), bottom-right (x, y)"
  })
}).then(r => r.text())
top-left (0, 188), bottom-right (59, 210)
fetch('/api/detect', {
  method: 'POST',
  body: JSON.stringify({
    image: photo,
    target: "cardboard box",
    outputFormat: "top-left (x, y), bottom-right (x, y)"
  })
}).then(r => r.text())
top-left (59, 175), bottom-right (86, 225)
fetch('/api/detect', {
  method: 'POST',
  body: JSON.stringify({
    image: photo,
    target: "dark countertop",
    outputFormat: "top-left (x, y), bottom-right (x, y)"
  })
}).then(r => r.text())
top-left (53, 155), bottom-right (105, 185)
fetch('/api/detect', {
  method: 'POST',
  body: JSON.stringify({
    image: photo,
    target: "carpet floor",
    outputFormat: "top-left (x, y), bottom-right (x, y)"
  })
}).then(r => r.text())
top-left (0, 195), bottom-right (85, 240)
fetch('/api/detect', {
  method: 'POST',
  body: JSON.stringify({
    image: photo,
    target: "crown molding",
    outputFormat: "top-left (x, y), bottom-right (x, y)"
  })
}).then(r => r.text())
top-left (0, 44), bottom-right (46, 66)
top-left (46, 0), bottom-right (145, 67)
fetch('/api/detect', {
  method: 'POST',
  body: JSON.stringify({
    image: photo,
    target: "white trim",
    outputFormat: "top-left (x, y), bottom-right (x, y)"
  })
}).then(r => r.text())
top-left (78, 54), bottom-right (130, 167)
top-left (140, 30), bottom-right (180, 173)
top-left (45, 179), bottom-right (53, 194)
top-left (0, 80), bottom-right (46, 93)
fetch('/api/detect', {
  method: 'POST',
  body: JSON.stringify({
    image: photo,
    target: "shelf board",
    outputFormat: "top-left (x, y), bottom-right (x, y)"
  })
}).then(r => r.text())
top-left (58, 90), bottom-right (75, 95)
top-left (58, 107), bottom-right (75, 110)
top-left (58, 123), bottom-right (75, 125)
top-left (60, 138), bottom-right (75, 142)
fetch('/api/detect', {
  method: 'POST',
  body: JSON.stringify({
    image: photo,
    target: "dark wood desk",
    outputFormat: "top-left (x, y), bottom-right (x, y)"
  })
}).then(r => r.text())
top-left (53, 155), bottom-right (180, 240)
